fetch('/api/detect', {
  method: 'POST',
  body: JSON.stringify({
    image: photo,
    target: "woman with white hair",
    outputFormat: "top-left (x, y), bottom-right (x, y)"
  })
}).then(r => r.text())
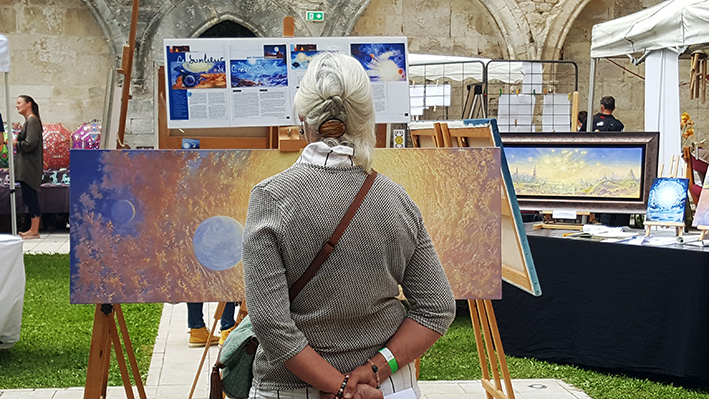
top-left (243, 52), bottom-right (455, 399)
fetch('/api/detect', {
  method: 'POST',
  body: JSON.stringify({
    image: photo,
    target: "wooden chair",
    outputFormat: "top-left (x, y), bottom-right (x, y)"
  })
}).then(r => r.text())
top-left (684, 147), bottom-right (708, 205)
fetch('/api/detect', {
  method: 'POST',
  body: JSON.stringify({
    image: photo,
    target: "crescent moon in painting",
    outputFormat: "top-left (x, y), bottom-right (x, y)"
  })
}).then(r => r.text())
top-left (192, 216), bottom-right (244, 271)
top-left (111, 200), bottom-right (136, 224)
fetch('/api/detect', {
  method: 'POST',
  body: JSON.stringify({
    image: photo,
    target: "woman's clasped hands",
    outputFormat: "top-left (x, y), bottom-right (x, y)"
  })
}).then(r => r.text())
top-left (319, 364), bottom-right (383, 399)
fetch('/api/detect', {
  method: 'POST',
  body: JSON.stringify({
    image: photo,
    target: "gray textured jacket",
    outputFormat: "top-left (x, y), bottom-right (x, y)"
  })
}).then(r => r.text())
top-left (15, 116), bottom-right (43, 191)
top-left (243, 163), bottom-right (456, 391)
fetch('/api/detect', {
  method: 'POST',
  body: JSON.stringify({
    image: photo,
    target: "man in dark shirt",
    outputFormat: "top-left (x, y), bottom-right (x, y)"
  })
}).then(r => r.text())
top-left (590, 96), bottom-right (624, 131)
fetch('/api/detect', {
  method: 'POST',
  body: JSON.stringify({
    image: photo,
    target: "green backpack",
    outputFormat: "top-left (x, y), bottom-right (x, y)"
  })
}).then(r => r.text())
top-left (211, 315), bottom-right (258, 399)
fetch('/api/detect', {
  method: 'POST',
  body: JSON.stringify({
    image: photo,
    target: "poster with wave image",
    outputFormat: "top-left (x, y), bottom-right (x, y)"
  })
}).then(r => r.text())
top-left (230, 58), bottom-right (288, 87)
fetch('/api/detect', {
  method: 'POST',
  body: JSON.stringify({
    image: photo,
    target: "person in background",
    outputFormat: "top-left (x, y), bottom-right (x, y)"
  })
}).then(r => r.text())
top-left (14, 95), bottom-right (43, 239)
top-left (187, 302), bottom-right (237, 347)
top-left (591, 96), bottom-right (624, 131)
top-left (243, 52), bottom-right (456, 399)
top-left (577, 110), bottom-right (588, 132)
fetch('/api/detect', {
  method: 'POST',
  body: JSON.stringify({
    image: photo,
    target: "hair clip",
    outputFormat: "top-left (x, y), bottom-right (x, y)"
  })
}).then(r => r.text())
top-left (318, 119), bottom-right (346, 138)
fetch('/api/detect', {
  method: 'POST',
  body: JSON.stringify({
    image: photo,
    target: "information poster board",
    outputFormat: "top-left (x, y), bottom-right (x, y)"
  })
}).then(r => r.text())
top-left (164, 37), bottom-right (410, 129)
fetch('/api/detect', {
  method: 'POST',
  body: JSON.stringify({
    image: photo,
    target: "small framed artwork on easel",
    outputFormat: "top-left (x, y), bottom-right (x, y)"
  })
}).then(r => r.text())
top-left (644, 155), bottom-right (689, 237)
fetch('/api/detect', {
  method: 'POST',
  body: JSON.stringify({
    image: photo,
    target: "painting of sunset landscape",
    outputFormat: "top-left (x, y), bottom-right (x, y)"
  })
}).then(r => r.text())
top-left (506, 146), bottom-right (644, 199)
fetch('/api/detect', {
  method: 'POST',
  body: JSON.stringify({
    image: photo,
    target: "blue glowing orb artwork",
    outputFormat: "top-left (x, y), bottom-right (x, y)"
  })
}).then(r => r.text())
top-left (192, 216), bottom-right (244, 271)
top-left (646, 178), bottom-right (689, 223)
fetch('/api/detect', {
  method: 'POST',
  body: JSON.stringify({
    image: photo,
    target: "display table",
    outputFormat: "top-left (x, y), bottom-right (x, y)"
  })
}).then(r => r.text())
top-left (493, 226), bottom-right (709, 382)
top-left (0, 170), bottom-right (70, 215)
top-left (0, 234), bottom-right (24, 349)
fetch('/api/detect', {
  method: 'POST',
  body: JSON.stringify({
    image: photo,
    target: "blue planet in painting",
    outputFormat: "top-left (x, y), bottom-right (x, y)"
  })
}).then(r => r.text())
top-left (192, 216), bottom-right (244, 271)
top-left (111, 200), bottom-right (136, 224)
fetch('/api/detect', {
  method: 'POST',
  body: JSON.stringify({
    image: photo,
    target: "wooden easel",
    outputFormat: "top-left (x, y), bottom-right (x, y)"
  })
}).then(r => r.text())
top-left (84, 1), bottom-right (147, 398)
top-left (412, 122), bottom-right (516, 399)
top-left (84, 304), bottom-right (147, 399)
top-left (644, 155), bottom-right (685, 237)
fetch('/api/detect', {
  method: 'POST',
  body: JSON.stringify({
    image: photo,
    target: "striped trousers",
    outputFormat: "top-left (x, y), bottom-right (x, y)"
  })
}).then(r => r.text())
top-left (248, 361), bottom-right (420, 399)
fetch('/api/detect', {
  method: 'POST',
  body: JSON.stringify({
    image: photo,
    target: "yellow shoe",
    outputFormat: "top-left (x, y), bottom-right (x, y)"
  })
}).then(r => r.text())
top-left (188, 327), bottom-right (219, 348)
top-left (219, 325), bottom-right (237, 346)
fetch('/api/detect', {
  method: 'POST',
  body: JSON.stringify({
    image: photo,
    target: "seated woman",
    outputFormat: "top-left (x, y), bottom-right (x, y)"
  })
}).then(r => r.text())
top-left (242, 52), bottom-right (456, 399)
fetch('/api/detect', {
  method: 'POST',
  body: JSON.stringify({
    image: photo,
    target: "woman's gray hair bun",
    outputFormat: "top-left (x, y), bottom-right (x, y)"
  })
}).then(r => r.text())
top-left (293, 52), bottom-right (376, 171)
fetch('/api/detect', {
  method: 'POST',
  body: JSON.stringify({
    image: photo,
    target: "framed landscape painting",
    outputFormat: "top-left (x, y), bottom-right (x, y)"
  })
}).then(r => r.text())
top-left (501, 132), bottom-right (659, 213)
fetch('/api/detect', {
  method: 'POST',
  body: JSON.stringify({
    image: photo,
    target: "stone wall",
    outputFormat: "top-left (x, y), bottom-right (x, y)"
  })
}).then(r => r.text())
top-left (0, 0), bottom-right (112, 133)
top-left (1, 0), bottom-right (708, 148)
top-left (351, 0), bottom-right (508, 59)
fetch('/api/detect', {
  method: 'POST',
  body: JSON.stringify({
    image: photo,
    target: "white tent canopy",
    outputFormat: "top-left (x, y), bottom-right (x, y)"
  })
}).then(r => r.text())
top-left (588, 0), bottom-right (709, 177)
top-left (408, 53), bottom-right (524, 83)
top-left (591, 0), bottom-right (709, 59)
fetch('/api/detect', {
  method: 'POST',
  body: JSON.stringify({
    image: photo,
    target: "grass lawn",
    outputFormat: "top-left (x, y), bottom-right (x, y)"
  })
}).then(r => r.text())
top-left (421, 315), bottom-right (709, 399)
top-left (4, 253), bottom-right (709, 399)
top-left (0, 254), bottom-right (162, 389)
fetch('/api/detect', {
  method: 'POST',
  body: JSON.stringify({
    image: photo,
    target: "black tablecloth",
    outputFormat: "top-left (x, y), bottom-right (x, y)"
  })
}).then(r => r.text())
top-left (0, 170), bottom-right (70, 215)
top-left (493, 231), bottom-right (709, 381)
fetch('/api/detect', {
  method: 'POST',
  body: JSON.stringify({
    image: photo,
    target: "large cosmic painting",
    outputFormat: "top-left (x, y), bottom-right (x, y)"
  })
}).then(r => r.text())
top-left (70, 148), bottom-right (501, 304)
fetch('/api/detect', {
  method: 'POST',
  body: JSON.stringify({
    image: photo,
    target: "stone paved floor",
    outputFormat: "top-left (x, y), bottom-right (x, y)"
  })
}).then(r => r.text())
top-left (0, 232), bottom-right (593, 398)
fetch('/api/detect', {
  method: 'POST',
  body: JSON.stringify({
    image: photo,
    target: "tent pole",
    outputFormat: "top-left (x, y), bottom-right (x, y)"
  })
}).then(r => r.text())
top-left (587, 58), bottom-right (597, 129)
top-left (5, 71), bottom-right (17, 235)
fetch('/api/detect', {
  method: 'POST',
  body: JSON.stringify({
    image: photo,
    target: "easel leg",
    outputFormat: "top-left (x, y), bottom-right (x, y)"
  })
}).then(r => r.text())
top-left (85, 304), bottom-right (113, 399)
top-left (115, 305), bottom-right (147, 399)
top-left (235, 301), bottom-right (248, 326)
top-left (484, 300), bottom-right (515, 399)
top-left (469, 299), bottom-right (516, 399)
top-left (109, 317), bottom-right (136, 399)
top-left (477, 300), bottom-right (503, 394)
top-left (469, 300), bottom-right (493, 399)
top-left (189, 302), bottom-right (227, 399)
top-left (84, 304), bottom-right (147, 399)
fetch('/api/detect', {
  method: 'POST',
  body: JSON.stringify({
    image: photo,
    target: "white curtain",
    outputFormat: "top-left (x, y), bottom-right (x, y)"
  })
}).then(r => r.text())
top-left (645, 49), bottom-right (682, 176)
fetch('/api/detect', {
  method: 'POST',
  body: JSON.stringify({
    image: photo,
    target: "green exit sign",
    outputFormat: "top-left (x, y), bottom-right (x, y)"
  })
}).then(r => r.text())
top-left (306, 11), bottom-right (324, 21)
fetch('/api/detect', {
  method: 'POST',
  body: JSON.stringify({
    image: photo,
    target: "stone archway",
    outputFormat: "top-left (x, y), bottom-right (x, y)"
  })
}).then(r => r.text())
top-left (540, 0), bottom-right (593, 60)
top-left (196, 20), bottom-right (258, 38)
top-left (478, 0), bottom-right (537, 59)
